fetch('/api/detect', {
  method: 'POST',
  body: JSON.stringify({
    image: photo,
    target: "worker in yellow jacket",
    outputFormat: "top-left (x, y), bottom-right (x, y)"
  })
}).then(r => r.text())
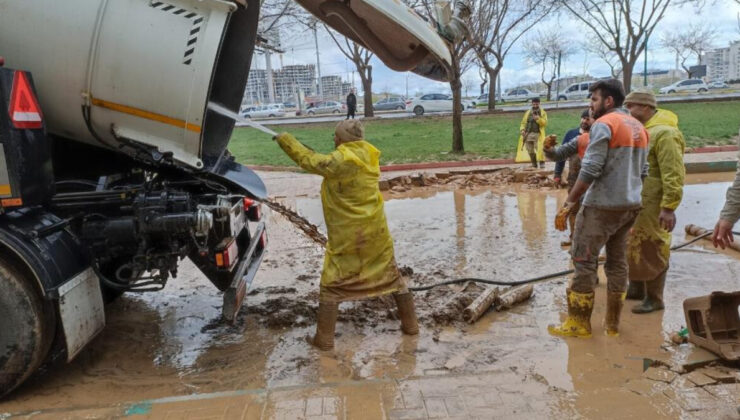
top-left (624, 91), bottom-right (686, 314)
top-left (515, 97), bottom-right (548, 167)
top-left (274, 120), bottom-right (418, 350)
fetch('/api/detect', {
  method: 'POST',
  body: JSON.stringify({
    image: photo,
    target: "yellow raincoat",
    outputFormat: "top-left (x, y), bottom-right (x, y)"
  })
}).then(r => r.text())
top-left (627, 109), bottom-right (686, 281)
top-left (275, 133), bottom-right (403, 302)
top-left (515, 108), bottom-right (548, 163)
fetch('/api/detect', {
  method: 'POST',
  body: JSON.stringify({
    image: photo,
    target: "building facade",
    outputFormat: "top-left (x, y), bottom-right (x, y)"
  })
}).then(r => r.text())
top-left (705, 41), bottom-right (740, 82)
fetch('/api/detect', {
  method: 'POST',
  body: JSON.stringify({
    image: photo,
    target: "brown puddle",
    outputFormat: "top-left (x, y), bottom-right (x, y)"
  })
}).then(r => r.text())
top-left (2, 173), bottom-right (739, 418)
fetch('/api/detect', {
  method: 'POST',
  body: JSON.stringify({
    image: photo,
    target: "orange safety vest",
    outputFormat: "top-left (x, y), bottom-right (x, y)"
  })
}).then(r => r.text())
top-left (576, 133), bottom-right (589, 158)
top-left (596, 112), bottom-right (649, 150)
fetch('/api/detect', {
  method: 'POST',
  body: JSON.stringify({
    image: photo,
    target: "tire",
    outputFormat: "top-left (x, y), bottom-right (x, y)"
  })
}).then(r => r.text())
top-left (269, 114), bottom-right (275, 117)
top-left (396, 105), bottom-right (404, 110)
top-left (698, 88), bottom-right (707, 93)
top-left (668, 90), bottom-right (675, 94)
top-left (333, 110), bottom-right (340, 114)
top-left (307, 111), bottom-right (315, 115)
top-left (558, 96), bottom-right (566, 101)
top-left (0, 257), bottom-right (55, 398)
top-left (413, 106), bottom-right (424, 116)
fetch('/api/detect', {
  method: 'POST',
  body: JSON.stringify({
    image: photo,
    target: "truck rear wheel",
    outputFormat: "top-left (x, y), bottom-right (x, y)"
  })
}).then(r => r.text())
top-left (0, 258), bottom-right (55, 398)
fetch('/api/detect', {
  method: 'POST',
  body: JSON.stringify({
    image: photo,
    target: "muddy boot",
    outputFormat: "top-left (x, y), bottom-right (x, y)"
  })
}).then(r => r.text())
top-left (529, 152), bottom-right (538, 168)
top-left (310, 301), bottom-right (338, 350)
top-left (393, 292), bottom-right (419, 335)
top-left (625, 280), bottom-right (645, 300)
top-left (539, 161), bottom-right (545, 169)
top-left (605, 291), bottom-right (625, 336)
top-left (632, 272), bottom-right (666, 314)
top-left (548, 289), bottom-right (594, 338)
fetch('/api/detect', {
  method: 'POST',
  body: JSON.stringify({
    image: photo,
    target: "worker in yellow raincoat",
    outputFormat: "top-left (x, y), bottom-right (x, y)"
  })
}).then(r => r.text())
top-left (624, 91), bottom-right (686, 314)
top-left (515, 97), bottom-right (548, 167)
top-left (274, 120), bottom-right (419, 350)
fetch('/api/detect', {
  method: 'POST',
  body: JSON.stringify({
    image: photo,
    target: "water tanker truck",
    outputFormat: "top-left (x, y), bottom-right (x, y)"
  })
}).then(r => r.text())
top-left (0, 0), bottom-right (456, 397)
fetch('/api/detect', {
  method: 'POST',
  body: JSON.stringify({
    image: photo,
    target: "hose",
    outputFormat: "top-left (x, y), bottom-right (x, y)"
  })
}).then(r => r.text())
top-left (408, 230), bottom-right (714, 292)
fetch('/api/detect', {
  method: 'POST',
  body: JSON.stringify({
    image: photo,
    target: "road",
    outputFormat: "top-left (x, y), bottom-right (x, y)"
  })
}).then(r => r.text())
top-left (235, 91), bottom-right (740, 127)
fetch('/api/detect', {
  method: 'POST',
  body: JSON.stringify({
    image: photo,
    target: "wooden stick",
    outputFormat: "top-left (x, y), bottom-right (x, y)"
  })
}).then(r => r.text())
top-left (463, 286), bottom-right (499, 323)
top-left (685, 224), bottom-right (740, 253)
top-left (495, 284), bottom-right (534, 311)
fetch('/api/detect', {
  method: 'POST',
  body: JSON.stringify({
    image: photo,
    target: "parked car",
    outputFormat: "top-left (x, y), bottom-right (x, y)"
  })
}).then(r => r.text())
top-left (708, 81), bottom-right (729, 89)
top-left (658, 79), bottom-right (708, 94)
top-left (305, 101), bottom-right (345, 115)
top-left (282, 102), bottom-right (296, 108)
top-left (501, 88), bottom-right (540, 103)
top-left (406, 94), bottom-right (473, 116)
top-left (557, 81), bottom-right (597, 101)
top-left (373, 97), bottom-right (406, 111)
top-left (241, 104), bottom-right (285, 118)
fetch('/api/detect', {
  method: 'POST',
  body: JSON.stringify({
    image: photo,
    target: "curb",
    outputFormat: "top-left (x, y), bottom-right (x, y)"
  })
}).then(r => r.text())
top-left (249, 145), bottom-right (738, 173)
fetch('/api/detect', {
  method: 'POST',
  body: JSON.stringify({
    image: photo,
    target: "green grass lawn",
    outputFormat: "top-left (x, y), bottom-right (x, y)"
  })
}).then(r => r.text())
top-left (229, 101), bottom-right (740, 167)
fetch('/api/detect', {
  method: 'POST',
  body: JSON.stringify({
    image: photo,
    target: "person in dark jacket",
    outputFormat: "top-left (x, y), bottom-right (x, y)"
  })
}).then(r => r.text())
top-left (553, 109), bottom-right (591, 186)
top-left (346, 89), bottom-right (357, 119)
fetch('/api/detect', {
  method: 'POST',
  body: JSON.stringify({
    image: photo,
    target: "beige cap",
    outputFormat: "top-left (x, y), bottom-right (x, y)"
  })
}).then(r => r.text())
top-left (624, 90), bottom-right (657, 108)
top-left (335, 119), bottom-right (365, 142)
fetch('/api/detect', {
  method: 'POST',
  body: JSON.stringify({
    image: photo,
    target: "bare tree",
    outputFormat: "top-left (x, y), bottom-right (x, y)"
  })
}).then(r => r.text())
top-left (523, 28), bottom-right (574, 100)
top-left (326, 28), bottom-right (375, 117)
top-left (468, 0), bottom-right (554, 111)
top-left (478, 66), bottom-right (489, 96)
top-left (661, 23), bottom-right (715, 76)
top-left (406, 0), bottom-right (476, 153)
top-left (561, 0), bottom-right (704, 92)
top-left (587, 36), bottom-right (621, 78)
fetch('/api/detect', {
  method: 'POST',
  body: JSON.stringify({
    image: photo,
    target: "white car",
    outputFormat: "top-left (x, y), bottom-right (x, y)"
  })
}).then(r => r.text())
top-left (407, 94), bottom-right (474, 116)
top-left (557, 81), bottom-right (597, 101)
top-left (659, 79), bottom-right (709, 94)
top-left (241, 104), bottom-right (285, 118)
top-left (501, 88), bottom-right (540, 103)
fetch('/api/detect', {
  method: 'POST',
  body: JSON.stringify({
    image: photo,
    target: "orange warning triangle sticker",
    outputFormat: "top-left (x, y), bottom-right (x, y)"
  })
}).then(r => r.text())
top-left (9, 71), bottom-right (43, 130)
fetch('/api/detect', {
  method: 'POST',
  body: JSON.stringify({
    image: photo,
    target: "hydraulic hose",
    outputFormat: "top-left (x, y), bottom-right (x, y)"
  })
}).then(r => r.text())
top-left (408, 230), bottom-right (714, 292)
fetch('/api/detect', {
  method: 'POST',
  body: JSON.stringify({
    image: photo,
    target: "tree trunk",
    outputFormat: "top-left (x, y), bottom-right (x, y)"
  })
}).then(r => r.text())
top-left (486, 69), bottom-right (499, 111)
top-left (450, 59), bottom-right (464, 153)
top-left (545, 83), bottom-right (552, 101)
top-left (361, 65), bottom-right (374, 117)
top-left (621, 60), bottom-right (633, 93)
top-left (480, 80), bottom-right (487, 96)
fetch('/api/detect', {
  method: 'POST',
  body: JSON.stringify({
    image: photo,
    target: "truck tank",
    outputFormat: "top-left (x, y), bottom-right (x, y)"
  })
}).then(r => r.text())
top-left (0, 0), bottom-right (257, 171)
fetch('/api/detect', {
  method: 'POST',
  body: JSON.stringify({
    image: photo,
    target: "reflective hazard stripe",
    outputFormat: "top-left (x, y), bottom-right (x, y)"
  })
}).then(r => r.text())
top-left (149, 1), bottom-right (204, 65)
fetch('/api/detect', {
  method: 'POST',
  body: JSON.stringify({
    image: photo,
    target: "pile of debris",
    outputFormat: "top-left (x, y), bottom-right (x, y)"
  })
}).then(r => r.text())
top-left (380, 167), bottom-right (558, 193)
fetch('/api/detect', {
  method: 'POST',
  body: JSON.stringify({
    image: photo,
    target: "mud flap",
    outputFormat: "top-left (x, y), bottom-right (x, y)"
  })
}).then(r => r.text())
top-left (223, 221), bottom-right (266, 322)
top-left (57, 267), bottom-right (105, 361)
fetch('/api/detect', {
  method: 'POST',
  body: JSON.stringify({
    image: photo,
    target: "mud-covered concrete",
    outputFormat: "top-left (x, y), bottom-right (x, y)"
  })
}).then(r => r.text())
top-left (2, 170), bottom-right (739, 419)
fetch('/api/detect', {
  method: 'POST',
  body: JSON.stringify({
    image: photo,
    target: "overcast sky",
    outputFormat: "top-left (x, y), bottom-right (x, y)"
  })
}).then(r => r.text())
top-left (256, 1), bottom-right (740, 97)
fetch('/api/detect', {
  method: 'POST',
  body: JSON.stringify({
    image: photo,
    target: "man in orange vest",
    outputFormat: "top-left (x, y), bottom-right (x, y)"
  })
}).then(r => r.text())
top-left (548, 79), bottom-right (649, 339)
top-left (544, 109), bottom-right (594, 246)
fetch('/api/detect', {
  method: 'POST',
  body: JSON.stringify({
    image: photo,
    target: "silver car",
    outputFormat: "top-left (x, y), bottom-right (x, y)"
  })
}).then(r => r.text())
top-left (374, 97), bottom-right (406, 111)
top-left (242, 104), bottom-right (285, 118)
top-left (306, 101), bottom-right (345, 115)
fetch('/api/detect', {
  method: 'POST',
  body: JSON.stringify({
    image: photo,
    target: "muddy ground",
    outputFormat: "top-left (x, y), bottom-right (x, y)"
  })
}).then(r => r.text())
top-left (2, 170), bottom-right (740, 418)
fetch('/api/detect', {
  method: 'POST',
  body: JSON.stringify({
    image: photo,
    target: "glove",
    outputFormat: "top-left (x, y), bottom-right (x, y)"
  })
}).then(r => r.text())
top-left (553, 177), bottom-right (561, 186)
top-left (555, 202), bottom-right (575, 231)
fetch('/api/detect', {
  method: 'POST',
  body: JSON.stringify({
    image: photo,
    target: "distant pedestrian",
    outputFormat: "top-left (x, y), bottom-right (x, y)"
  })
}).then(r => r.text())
top-left (516, 97), bottom-right (547, 168)
top-left (346, 89), bottom-right (357, 119)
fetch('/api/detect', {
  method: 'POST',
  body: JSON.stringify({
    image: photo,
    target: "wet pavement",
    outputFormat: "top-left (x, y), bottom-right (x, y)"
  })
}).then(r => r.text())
top-left (2, 171), bottom-right (740, 419)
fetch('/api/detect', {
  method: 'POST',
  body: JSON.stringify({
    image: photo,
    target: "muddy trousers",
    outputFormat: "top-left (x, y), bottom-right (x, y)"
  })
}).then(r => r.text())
top-left (524, 133), bottom-right (538, 168)
top-left (570, 206), bottom-right (640, 294)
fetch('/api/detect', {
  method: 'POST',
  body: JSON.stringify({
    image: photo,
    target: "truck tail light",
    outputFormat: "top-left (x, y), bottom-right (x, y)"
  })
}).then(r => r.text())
top-left (9, 71), bottom-right (43, 130)
top-left (243, 197), bottom-right (261, 221)
top-left (215, 238), bottom-right (238, 270)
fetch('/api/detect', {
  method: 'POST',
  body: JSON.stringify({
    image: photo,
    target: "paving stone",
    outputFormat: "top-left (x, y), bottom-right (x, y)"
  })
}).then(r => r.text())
top-left (443, 396), bottom-right (467, 417)
top-left (703, 383), bottom-right (740, 403)
top-left (401, 391), bottom-right (424, 409)
top-left (624, 378), bottom-right (669, 397)
top-left (275, 399), bottom-right (306, 410)
top-left (323, 397), bottom-right (340, 415)
top-left (643, 367), bottom-right (678, 383)
top-left (686, 371), bottom-right (718, 387)
top-left (697, 366), bottom-right (740, 383)
top-left (305, 397), bottom-right (323, 416)
top-left (388, 407), bottom-right (428, 419)
top-left (670, 387), bottom-right (718, 411)
top-left (423, 397), bottom-right (448, 418)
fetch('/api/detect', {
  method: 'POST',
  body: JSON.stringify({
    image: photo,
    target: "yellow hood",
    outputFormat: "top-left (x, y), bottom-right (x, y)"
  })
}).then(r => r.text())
top-left (645, 109), bottom-right (679, 130)
top-left (337, 140), bottom-right (381, 175)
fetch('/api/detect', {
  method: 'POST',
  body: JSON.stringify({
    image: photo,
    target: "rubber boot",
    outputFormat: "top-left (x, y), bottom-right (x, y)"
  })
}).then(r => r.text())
top-left (539, 161), bottom-right (545, 168)
top-left (625, 280), bottom-right (645, 300)
top-left (310, 301), bottom-right (338, 350)
top-left (548, 289), bottom-right (595, 338)
top-left (393, 292), bottom-right (419, 335)
top-left (605, 291), bottom-right (625, 336)
top-left (529, 152), bottom-right (538, 168)
top-left (632, 272), bottom-right (666, 314)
